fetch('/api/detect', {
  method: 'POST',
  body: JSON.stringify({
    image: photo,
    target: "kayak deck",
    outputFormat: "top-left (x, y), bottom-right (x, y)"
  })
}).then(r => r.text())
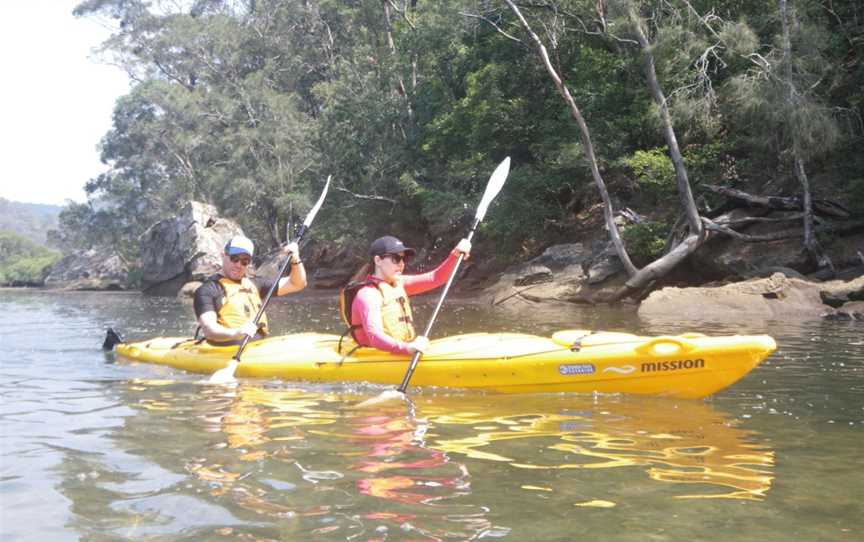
top-left (115, 330), bottom-right (777, 399)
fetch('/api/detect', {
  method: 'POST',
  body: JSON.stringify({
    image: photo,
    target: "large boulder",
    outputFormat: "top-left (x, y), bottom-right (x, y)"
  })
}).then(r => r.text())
top-left (141, 202), bottom-right (245, 296)
top-left (638, 272), bottom-right (864, 320)
top-left (43, 248), bottom-right (129, 290)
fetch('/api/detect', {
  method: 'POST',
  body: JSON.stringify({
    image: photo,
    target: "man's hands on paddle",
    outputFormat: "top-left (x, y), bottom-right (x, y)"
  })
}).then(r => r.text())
top-left (281, 241), bottom-right (301, 263)
top-left (236, 321), bottom-right (260, 340)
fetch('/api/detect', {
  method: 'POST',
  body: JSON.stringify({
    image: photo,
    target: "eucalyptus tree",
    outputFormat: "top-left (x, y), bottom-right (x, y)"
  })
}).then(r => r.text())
top-left (73, 0), bottom-right (320, 250)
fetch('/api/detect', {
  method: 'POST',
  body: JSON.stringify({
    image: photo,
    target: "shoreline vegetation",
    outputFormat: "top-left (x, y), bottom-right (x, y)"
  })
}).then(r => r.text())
top-left (4, 1), bottom-right (863, 318)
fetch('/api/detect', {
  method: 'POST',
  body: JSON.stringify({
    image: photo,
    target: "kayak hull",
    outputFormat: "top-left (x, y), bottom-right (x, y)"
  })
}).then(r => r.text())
top-left (115, 330), bottom-right (776, 399)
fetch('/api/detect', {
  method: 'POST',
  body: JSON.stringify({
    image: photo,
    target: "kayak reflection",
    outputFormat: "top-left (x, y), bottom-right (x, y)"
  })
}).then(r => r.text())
top-left (410, 394), bottom-right (774, 501)
top-left (115, 382), bottom-right (774, 539)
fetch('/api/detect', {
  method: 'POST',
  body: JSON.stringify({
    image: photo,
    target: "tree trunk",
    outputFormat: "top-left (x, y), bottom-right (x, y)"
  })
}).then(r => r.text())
top-left (629, 8), bottom-right (702, 237)
top-left (382, 0), bottom-right (415, 138)
top-left (779, 0), bottom-right (834, 273)
top-left (503, 0), bottom-right (638, 277)
top-left (604, 7), bottom-right (710, 299)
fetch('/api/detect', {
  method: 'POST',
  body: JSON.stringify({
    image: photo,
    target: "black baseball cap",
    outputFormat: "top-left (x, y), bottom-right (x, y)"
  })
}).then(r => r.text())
top-left (370, 236), bottom-right (416, 257)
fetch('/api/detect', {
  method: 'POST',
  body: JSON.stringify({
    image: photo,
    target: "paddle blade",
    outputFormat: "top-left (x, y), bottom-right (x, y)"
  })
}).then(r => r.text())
top-left (208, 360), bottom-right (239, 385)
top-left (102, 328), bottom-right (124, 351)
top-left (474, 157), bottom-right (511, 223)
top-left (353, 389), bottom-right (407, 408)
top-left (303, 175), bottom-right (331, 228)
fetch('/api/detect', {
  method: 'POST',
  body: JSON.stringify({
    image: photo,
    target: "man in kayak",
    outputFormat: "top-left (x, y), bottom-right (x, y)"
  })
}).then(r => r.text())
top-left (340, 235), bottom-right (470, 355)
top-left (194, 235), bottom-right (306, 345)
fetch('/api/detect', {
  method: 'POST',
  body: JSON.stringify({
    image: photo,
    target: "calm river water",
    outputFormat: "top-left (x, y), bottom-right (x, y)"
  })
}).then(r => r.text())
top-left (1, 288), bottom-right (861, 541)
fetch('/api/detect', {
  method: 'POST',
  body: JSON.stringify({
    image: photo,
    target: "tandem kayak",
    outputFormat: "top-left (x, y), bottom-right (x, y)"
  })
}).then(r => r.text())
top-left (113, 330), bottom-right (777, 399)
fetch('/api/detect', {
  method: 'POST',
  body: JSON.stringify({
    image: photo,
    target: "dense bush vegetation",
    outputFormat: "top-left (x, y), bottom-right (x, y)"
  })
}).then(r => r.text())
top-left (0, 231), bottom-right (61, 285)
top-left (55, 0), bottom-right (862, 267)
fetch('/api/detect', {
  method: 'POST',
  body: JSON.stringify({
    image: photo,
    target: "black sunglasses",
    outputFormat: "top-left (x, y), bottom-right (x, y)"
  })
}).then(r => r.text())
top-left (229, 254), bottom-right (251, 265)
top-left (383, 253), bottom-right (410, 264)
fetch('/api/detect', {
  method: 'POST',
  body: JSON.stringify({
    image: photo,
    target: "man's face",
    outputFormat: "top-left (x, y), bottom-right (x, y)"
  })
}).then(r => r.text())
top-left (223, 252), bottom-right (251, 280)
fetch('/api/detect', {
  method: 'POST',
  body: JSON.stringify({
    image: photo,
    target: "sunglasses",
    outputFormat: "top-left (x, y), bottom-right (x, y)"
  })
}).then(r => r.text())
top-left (229, 254), bottom-right (251, 266)
top-left (383, 253), bottom-right (410, 264)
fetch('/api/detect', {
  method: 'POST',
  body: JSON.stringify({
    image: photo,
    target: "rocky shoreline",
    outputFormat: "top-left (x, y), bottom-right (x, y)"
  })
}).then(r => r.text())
top-left (34, 202), bottom-right (864, 322)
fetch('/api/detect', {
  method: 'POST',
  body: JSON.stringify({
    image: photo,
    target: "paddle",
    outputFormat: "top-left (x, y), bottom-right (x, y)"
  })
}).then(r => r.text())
top-left (356, 157), bottom-right (511, 407)
top-left (209, 176), bottom-right (331, 384)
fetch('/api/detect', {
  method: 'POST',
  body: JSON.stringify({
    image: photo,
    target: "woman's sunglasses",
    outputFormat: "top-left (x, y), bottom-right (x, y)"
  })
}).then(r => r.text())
top-left (384, 253), bottom-right (410, 264)
top-left (229, 254), bottom-right (251, 266)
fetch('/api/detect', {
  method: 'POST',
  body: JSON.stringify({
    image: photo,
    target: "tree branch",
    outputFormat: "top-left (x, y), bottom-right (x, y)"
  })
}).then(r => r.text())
top-left (460, 12), bottom-right (523, 43)
top-left (333, 185), bottom-right (398, 204)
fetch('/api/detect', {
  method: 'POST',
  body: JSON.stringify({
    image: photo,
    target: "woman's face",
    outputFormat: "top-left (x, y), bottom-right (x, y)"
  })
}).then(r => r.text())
top-left (374, 252), bottom-right (407, 282)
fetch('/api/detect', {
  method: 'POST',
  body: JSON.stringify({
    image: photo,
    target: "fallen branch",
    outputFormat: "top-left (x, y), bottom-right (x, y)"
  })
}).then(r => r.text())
top-left (704, 184), bottom-right (851, 218)
top-left (714, 213), bottom-right (805, 227)
top-left (492, 283), bottom-right (541, 306)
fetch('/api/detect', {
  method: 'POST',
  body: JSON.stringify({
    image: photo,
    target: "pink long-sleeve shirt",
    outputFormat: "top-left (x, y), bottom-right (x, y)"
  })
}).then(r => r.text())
top-left (351, 251), bottom-right (461, 354)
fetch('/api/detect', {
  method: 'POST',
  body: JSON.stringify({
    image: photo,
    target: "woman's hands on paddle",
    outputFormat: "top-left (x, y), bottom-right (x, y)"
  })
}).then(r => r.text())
top-left (407, 336), bottom-right (429, 354)
top-left (453, 238), bottom-right (471, 258)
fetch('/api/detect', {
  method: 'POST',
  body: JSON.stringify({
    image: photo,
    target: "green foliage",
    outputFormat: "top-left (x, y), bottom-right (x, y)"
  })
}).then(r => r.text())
top-left (0, 231), bottom-right (62, 285)
top-left (621, 221), bottom-right (669, 267)
top-left (621, 148), bottom-right (675, 200)
top-left (58, 0), bottom-right (862, 269)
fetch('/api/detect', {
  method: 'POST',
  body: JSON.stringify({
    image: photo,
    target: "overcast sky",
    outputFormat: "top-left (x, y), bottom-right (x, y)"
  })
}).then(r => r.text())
top-left (0, 1), bottom-right (130, 206)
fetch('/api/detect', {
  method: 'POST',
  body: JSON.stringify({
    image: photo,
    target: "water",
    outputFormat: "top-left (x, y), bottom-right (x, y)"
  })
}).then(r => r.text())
top-left (1, 288), bottom-right (861, 541)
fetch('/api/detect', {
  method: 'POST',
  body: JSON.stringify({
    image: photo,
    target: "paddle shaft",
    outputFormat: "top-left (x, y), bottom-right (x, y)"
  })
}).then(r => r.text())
top-left (231, 224), bottom-right (308, 363)
top-left (397, 219), bottom-right (479, 392)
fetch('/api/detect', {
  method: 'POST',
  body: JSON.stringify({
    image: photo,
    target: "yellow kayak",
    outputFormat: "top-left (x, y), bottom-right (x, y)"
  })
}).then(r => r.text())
top-left (114, 330), bottom-right (776, 399)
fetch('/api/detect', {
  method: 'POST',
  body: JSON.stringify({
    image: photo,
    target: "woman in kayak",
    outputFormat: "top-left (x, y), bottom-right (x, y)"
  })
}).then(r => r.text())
top-left (340, 235), bottom-right (470, 355)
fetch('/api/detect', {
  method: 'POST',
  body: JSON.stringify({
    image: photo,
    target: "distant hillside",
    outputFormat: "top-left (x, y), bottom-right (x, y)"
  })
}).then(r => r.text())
top-left (0, 198), bottom-right (63, 245)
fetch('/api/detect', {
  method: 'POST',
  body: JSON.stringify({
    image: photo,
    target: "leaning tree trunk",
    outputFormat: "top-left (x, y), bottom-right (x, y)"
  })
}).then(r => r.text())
top-left (779, 0), bottom-right (834, 273)
top-left (382, 0), bottom-right (415, 140)
top-left (607, 8), bottom-right (709, 299)
top-left (503, 0), bottom-right (638, 277)
top-left (629, 9), bottom-right (702, 237)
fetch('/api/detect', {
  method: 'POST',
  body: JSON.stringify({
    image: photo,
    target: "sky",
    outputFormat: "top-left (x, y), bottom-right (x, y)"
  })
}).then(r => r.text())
top-left (0, 1), bottom-right (130, 206)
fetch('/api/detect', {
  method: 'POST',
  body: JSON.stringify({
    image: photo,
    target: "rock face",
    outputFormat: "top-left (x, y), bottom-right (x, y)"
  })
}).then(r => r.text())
top-left (141, 202), bottom-right (245, 296)
top-left (485, 242), bottom-right (626, 306)
top-left (638, 272), bottom-right (864, 320)
top-left (43, 248), bottom-right (130, 290)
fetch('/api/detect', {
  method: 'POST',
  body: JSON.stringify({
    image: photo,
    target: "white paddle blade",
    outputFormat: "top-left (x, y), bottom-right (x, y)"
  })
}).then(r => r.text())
top-left (353, 389), bottom-right (406, 408)
top-left (474, 157), bottom-right (511, 222)
top-left (303, 175), bottom-right (331, 228)
top-left (208, 360), bottom-right (239, 384)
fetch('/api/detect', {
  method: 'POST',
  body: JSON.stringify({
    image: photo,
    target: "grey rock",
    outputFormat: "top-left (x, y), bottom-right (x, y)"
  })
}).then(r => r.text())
top-left (510, 264), bottom-right (554, 287)
top-left (587, 245), bottom-right (623, 284)
top-left (44, 248), bottom-right (130, 290)
top-left (140, 202), bottom-right (245, 295)
top-left (528, 243), bottom-right (589, 271)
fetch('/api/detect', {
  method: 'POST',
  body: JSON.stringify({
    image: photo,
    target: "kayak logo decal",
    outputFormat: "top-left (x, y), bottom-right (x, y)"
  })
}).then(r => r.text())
top-left (641, 358), bottom-right (705, 372)
top-left (603, 365), bottom-right (635, 375)
top-left (559, 363), bottom-right (596, 376)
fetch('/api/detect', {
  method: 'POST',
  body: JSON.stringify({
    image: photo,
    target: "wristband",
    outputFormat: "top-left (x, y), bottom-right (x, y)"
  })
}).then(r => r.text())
top-left (291, 260), bottom-right (303, 265)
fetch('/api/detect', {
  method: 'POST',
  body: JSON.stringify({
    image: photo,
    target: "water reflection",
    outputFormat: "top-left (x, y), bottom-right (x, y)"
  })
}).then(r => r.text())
top-left (81, 381), bottom-right (777, 539)
top-left (414, 394), bottom-right (774, 501)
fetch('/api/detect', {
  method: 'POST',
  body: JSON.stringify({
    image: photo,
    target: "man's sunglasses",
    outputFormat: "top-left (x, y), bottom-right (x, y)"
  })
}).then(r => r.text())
top-left (384, 253), bottom-right (411, 264)
top-left (229, 254), bottom-right (251, 266)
